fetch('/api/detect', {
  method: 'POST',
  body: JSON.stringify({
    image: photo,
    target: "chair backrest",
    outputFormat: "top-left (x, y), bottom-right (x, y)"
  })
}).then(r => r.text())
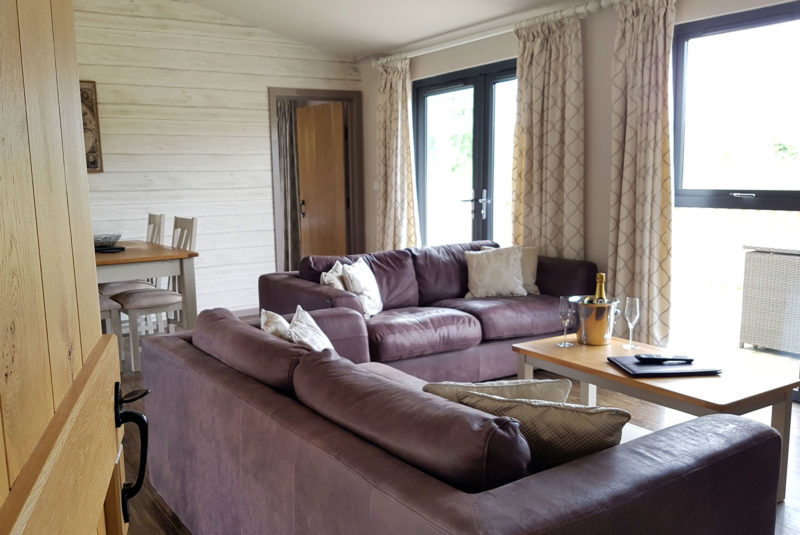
top-left (168, 216), bottom-right (198, 293)
top-left (171, 216), bottom-right (198, 251)
top-left (147, 213), bottom-right (166, 244)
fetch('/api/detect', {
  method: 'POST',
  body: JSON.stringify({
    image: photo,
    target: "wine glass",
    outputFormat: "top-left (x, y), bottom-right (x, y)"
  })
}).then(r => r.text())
top-left (557, 296), bottom-right (574, 348)
top-left (623, 297), bottom-right (640, 349)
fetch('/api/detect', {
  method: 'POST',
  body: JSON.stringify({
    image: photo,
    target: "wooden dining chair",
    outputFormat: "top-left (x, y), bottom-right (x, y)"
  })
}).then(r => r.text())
top-left (98, 213), bottom-right (166, 296)
top-left (114, 216), bottom-right (198, 371)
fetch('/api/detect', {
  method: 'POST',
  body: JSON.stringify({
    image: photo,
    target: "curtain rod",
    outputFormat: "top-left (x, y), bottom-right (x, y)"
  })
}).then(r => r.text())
top-left (516, 0), bottom-right (622, 28)
top-left (369, 0), bottom-right (623, 63)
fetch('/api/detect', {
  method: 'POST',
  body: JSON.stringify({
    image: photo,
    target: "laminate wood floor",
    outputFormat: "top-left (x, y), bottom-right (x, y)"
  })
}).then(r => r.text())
top-left (120, 370), bottom-right (800, 534)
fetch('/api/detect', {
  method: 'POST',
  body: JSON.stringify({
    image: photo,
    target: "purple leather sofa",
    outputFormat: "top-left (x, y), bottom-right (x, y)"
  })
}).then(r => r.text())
top-left (142, 308), bottom-right (780, 535)
top-left (258, 241), bottom-right (597, 382)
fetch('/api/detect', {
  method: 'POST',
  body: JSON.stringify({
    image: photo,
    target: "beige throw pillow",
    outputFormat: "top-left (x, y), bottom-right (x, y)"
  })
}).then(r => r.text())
top-left (458, 392), bottom-right (630, 472)
top-left (341, 257), bottom-right (383, 318)
top-left (481, 245), bottom-right (539, 295)
top-left (521, 246), bottom-right (540, 295)
top-left (260, 305), bottom-right (333, 352)
top-left (423, 378), bottom-right (571, 403)
top-left (464, 246), bottom-right (526, 298)
top-left (288, 305), bottom-right (334, 352)
top-left (320, 260), bottom-right (346, 291)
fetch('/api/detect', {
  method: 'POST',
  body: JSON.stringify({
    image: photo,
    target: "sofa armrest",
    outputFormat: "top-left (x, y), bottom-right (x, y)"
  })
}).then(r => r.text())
top-left (259, 272), bottom-right (363, 315)
top-left (307, 308), bottom-right (369, 364)
top-left (470, 414), bottom-right (780, 535)
top-left (536, 256), bottom-right (597, 297)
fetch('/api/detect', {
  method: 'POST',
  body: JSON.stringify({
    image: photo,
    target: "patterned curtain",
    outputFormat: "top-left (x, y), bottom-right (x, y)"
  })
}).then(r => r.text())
top-left (276, 99), bottom-right (302, 270)
top-left (512, 17), bottom-right (584, 259)
top-left (374, 56), bottom-right (420, 250)
top-left (607, 0), bottom-right (676, 346)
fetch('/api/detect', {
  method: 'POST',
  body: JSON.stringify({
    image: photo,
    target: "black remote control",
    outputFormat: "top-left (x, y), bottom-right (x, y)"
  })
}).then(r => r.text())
top-left (634, 354), bottom-right (694, 364)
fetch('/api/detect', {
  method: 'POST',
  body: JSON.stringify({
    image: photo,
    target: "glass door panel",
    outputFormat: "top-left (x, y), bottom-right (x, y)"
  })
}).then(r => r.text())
top-left (490, 78), bottom-right (517, 247)
top-left (424, 87), bottom-right (474, 246)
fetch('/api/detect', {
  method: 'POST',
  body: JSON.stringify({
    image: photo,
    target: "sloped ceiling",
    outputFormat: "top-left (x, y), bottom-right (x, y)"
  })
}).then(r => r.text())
top-left (188, 0), bottom-right (563, 58)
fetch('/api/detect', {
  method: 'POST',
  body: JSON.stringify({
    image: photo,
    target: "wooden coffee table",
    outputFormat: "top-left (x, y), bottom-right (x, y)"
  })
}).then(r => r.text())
top-left (513, 335), bottom-right (800, 502)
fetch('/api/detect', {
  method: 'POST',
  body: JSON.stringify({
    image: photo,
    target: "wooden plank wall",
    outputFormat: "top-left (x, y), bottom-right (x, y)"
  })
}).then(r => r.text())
top-left (1, 0), bottom-right (101, 502)
top-left (75, 0), bottom-right (362, 312)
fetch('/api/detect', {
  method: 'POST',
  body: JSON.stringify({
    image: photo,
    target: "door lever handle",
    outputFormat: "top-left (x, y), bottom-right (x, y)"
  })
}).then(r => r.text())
top-left (300, 199), bottom-right (306, 218)
top-left (115, 382), bottom-right (150, 523)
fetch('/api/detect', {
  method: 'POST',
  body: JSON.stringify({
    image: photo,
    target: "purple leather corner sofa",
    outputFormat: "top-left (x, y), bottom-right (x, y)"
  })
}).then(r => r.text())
top-left (258, 241), bottom-right (597, 382)
top-left (142, 308), bottom-right (781, 535)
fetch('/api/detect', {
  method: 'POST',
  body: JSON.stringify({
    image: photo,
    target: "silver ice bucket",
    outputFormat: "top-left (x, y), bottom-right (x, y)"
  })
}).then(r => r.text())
top-left (576, 299), bottom-right (620, 346)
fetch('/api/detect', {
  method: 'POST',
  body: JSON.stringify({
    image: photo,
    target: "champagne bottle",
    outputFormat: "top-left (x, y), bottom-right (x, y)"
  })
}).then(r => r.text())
top-left (584, 273), bottom-right (609, 304)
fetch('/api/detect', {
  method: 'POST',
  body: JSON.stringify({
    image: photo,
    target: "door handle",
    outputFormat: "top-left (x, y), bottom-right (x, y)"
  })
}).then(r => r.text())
top-left (477, 189), bottom-right (491, 220)
top-left (114, 382), bottom-right (150, 523)
top-left (300, 199), bottom-right (306, 218)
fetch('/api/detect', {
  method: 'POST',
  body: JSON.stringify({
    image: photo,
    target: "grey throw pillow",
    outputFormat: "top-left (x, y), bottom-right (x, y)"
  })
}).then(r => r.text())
top-left (458, 391), bottom-right (631, 472)
top-left (423, 378), bottom-right (571, 403)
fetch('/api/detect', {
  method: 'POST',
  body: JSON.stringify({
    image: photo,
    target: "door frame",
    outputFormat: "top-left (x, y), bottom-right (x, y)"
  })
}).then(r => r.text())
top-left (268, 88), bottom-right (364, 272)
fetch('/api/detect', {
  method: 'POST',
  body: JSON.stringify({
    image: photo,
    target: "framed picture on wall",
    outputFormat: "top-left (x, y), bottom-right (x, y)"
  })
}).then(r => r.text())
top-left (80, 80), bottom-right (103, 173)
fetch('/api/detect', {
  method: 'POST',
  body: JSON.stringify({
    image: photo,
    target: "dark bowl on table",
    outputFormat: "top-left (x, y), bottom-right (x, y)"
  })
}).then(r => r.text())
top-left (93, 233), bottom-right (121, 248)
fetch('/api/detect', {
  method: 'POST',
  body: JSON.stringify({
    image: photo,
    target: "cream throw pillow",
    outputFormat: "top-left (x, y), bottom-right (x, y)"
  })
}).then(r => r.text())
top-left (341, 257), bottom-right (383, 318)
top-left (423, 378), bottom-right (571, 403)
top-left (260, 309), bottom-right (291, 339)
top-left (260, 305), bottom-right (333, 352)
top-left (465, 246), bottom-right (526, 298)
top-left (320, 260), bottom-right (346, 291)
top-left (480, 245), bottom-right (539, 295)
top-left (458, 391), bottom-right (630, 472)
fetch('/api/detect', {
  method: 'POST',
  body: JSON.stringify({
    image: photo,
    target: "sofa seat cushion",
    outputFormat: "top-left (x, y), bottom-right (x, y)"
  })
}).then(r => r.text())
top-left (293, 352), bottom-right (531, 493)
top-left (431, 295), bottom-right (562, 341)
top-left (366, 307), bottom-right (482, 363)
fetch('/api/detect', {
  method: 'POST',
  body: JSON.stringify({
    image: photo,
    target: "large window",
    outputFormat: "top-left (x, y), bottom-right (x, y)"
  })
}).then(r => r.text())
top-left (413, 60), bottom-right (517, 245)
top-left (672, 1), bottom-right (800, 210)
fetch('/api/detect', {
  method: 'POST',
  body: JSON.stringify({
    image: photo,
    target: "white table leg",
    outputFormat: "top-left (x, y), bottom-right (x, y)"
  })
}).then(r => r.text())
top-left (580, 382), bottom-right (597, 406)
top-left (180, 256), bottom-right (198, 329)
top-left (771, 390), bottom-right (792, 502)
top-left (518, 355), bottom-right (534, 379)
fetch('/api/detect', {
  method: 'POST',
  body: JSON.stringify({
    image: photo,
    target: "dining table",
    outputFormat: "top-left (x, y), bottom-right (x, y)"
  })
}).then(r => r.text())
top-left (95, 240), bottom-right (200, 329)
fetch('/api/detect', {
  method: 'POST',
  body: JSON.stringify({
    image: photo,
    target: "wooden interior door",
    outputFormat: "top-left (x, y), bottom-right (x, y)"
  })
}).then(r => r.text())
top-left (296, 102), bottom-right (348, 256)
top-left (0, 0), bottom-right (125, 532)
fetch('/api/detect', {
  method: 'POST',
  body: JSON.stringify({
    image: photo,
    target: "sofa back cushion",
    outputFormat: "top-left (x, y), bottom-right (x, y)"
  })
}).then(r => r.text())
top-left (410, 241), bottom-right (497, 304)
top-left (193, 308), bottom-right (309, 395)
top-left (536, 256), bottom-right (598, 296)
top-left (293, 352), bottom-right (531, 492)
top-left (298, 249), bottom-right (419, 310)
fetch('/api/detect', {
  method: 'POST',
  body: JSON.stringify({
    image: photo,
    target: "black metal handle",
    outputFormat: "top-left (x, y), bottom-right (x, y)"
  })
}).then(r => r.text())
top-left (300, 199), bottom-right (306, 218)
top-left (115, 382), bottom-right (150, 523)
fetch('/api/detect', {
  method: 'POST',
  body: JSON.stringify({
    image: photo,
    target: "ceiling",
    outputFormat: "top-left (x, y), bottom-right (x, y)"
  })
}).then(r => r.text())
top-left (189, 0), bottom-right (565, 58)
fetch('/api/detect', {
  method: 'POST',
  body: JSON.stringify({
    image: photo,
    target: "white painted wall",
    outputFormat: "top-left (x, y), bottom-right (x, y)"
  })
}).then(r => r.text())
top-left (76, 0), bottom-right (360, 312)
top-left (360, 0), bottom-right (791, 267)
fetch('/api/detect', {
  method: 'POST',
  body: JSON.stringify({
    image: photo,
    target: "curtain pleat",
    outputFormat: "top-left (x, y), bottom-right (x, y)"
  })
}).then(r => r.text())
top-left (276, 99), bottom-right (302, 270)
top-left (607, 0), bottom-right (676, 346)
top-left (375, 57), bottom-right (420, 250)
top-left (512, 18), bottom-right (585, 259)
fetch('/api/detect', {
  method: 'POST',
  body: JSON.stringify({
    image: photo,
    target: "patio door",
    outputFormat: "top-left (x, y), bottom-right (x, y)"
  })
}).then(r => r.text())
top-left (414, 60), bottom-right (517, 246)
